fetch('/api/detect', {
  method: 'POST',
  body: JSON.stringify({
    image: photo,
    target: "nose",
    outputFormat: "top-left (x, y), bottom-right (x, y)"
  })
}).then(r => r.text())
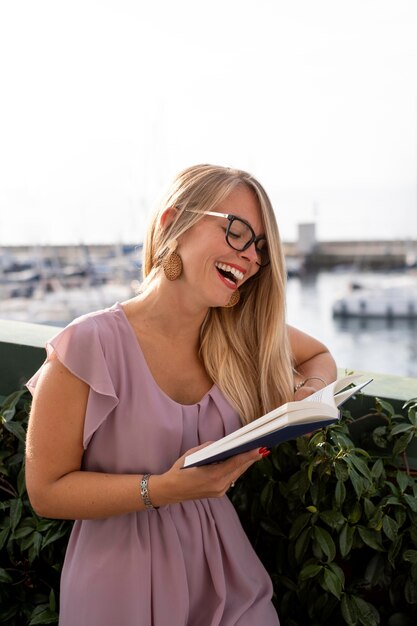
top-left (238, 241), bottom-right (259, 264)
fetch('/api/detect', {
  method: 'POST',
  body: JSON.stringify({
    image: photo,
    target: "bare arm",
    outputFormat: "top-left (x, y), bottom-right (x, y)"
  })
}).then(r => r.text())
top-left (25, 354), bottom-right (261, 520)
top-left (288, 325), bottom-right (337, 400)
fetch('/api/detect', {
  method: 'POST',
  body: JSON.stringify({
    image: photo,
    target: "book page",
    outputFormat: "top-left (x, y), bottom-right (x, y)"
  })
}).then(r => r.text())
top-left (334, 378), bottom-right (372, 406)
top-left (303, 374), bottom-right (366, 407)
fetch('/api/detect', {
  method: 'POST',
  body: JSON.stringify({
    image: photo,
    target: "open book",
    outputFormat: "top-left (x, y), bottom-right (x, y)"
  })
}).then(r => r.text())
top-left (183, 374), bottom-right (372, 468)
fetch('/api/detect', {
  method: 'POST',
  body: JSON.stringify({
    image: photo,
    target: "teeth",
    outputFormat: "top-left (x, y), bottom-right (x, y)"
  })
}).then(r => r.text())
top-left (215, 263), bottom-right (244, 281)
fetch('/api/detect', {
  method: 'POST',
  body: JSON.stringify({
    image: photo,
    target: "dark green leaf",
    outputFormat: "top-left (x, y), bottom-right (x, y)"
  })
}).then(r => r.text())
top-left (321, 567), bottom-right (343, 599)
top-left (0, 390), bottom-right (27, 422)
top-left (357, 526), bottom-right (384, 551)
top-left (387, 613), bottom-right (414, 626)
top-left (49, 588), bottom-right (57, 612)
top-left (299, 562), bottom-right (323, 581)
top-left (13, 526), bottom-right (34, 540)
top-left (385, 496), bottom-right (404, 507)
top-left (396, 470), bottom-right (410, 493)
top-left (319, 509), bottom-right (345, 529)
top-left (348, 454), bottom-right (371, 479)
top-left (289, 512), bottom-right (311, 541)
top-left (349, 470), bottom-right (366, 498)
top-left (404, 578), bottom-right (417, 604)
top-left (260, 482), bottom-right (274, 510)
top-left (363, 498), bottom-right (376, 519)
top-left (307, 459), bottom-right (315, 483)
top-left (403, 549), bottom-right (417, 564)
top-left (347, 501), bottom-right (362, 524)
top-left (29, 608), bottom-right (58, 625)
top-left (17, 465), bottom-right (26, 497)
top-left (341, 594), bottom-right (359, 625)
top-left (382, 515), bottom-right (399, 541)
top-left (327, 561), bottom-right (345, 583)
top-left (0, 527), bottom-right (9, 550)
top-left (28, 531), bottom-right (43, 564)
top-left (278, 575), bottom-right (298, 591)
top-left (2, 419), bottom-right (27, 443)
top-left (372, 425), bottom-right (389, 448)
top-left (335, 461), bottom-right (349, 481)
top-left (388, 536), bottom-right (402, 567)
top-left (335, 479), bottom-right (346, 506)
top-left (0, 567), bottom-right (13, 583)
top-left (403, 494), bottom-right (417, 512)
top-left (353, 595), bottom-right (380, 626)
top-left (10, 498), bottom-right (23, 532)
top-left (410, 524), bottom-right (417, 544)
top-left (313, 526), bottom-right (336, 562)
top-left (340, 523), bottom-right (355, 558)
top-left (391, 423), bottom-right (414, 436)
top-left (257, 456), bottom-right (274, 478)
top-left (393, 432), bottom-right (413, 456)
top-left (407, 404), bottom-right (417, 425)
top-left (371, 458), bottom-right (384, 480)
top-left (0, 604), bottom-right (19, 622)
top-left (259, 519), bottom-right (284, 537)
top-left (376, 398), bottom-right (395, 416)
top-left (295, 527), bottom-right (311, 563)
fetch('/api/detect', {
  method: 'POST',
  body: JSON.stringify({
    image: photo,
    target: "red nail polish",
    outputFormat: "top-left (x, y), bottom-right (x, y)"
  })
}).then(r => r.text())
top-left (259, 447), bottom-right (268, 454)
top-left (261, 450), bottom-right (271, 458)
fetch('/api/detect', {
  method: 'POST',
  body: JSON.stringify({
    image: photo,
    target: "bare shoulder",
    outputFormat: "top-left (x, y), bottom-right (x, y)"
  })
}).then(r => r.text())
top-left (27, 355), bottom-right (89, 458)
top-left (32, 351), bottom-right (89, 404)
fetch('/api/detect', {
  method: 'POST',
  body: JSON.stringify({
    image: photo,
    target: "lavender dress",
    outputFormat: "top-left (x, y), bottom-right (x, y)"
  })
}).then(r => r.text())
top-left (27, 304), bottom-right (279, 626)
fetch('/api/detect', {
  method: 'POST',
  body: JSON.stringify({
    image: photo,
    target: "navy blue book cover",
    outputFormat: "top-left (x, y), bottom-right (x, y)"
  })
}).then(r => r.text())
top-left (184, 416), bottom-right (337, 468)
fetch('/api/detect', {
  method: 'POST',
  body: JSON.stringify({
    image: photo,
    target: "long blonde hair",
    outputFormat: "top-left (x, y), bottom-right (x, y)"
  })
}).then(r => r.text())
top-left (142, 164), bottom-right (294, 424)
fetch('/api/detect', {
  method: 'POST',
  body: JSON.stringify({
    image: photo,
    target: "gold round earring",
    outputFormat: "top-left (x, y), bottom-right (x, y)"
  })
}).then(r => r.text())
top-left (223, 289), bottom-right (240, 308)
top-left (162, 241), bottom-right (183, 281)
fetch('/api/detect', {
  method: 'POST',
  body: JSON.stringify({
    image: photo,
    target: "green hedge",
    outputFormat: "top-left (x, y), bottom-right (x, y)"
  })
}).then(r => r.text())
top-left (1, 391), bottom-right (417, 625)
top-left (0, 391), bottom-right (70, 625)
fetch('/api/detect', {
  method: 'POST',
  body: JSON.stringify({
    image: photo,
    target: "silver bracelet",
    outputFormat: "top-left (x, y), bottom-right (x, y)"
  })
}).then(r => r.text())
top-left (294, 376), bottom-right (327, 393)
top-left (140, 474), bottom-right (159, 510)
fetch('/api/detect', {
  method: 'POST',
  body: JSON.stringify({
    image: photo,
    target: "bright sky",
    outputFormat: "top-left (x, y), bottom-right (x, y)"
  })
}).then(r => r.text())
top-left (0, 0), bottom-right (416, 245)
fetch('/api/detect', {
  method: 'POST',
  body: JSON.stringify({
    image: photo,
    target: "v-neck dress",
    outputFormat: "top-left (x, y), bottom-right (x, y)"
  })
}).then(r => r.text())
top-left (27, 304), bottom-right (279, 626)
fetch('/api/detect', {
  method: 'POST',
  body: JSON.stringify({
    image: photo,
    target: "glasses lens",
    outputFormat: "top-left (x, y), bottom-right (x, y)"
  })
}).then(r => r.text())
top-left (226, 217), bottom-right (270, 266)
top-left (226, 217), bottom-right (252, 251)
top-left (256, 239), bottom-right (269, 267)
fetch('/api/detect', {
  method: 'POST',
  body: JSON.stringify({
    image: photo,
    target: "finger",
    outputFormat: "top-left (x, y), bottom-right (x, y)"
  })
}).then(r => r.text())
top-left (223, 447), bottom-right (263, 470)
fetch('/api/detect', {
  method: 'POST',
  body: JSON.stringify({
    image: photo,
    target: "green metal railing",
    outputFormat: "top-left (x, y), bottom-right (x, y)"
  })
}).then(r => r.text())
top-left (0, 319), bottom-right (59, 397)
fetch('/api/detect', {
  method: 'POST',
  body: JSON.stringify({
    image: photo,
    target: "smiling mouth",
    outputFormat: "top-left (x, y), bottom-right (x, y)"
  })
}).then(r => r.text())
top-left (215, 262), bottom-right (244, 286)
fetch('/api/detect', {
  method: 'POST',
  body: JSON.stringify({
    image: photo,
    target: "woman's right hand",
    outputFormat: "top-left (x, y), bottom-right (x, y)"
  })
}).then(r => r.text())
top-left (149, 444), bottom-right (264, 507)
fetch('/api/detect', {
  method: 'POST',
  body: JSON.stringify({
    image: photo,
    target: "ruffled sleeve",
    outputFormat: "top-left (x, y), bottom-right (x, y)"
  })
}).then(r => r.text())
top-left (27, 314), bottom-right (119, 448)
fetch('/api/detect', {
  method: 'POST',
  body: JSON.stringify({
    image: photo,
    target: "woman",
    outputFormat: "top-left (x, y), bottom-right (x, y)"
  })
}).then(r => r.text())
top-left (26, 164), bottom-right (337, 625)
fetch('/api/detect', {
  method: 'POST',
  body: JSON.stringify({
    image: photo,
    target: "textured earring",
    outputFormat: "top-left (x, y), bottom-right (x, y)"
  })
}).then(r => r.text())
top-left (162, 241), bottom-right (183, 281)
top-left (223, 289), bottom-right (240, 308)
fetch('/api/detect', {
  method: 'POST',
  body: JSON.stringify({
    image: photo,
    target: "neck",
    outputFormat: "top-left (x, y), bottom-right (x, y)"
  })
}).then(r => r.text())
top-left (128, 277), bottom-right (209, 345)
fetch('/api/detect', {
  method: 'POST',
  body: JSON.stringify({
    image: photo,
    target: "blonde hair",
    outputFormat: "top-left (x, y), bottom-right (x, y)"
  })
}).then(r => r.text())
top-left (142, 164), bottom-right (294, 424)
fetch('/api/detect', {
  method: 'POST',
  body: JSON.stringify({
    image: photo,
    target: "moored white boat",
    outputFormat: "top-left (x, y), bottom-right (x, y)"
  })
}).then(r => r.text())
top-left (332, 278), bottom-right (417, 319)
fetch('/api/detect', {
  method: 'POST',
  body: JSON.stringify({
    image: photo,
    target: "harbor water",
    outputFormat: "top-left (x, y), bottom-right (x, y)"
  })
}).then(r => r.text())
top-left (286, 270), bottom-right (417, 379)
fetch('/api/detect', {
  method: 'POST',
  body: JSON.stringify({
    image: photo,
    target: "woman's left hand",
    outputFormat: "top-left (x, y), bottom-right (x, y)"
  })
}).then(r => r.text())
top-left (293, 384), bottom-right (321, 401)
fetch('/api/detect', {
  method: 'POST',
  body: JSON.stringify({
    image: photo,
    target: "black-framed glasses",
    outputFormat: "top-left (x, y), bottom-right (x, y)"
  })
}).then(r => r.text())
top-left (186, 210), bottom-right (270, 267)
